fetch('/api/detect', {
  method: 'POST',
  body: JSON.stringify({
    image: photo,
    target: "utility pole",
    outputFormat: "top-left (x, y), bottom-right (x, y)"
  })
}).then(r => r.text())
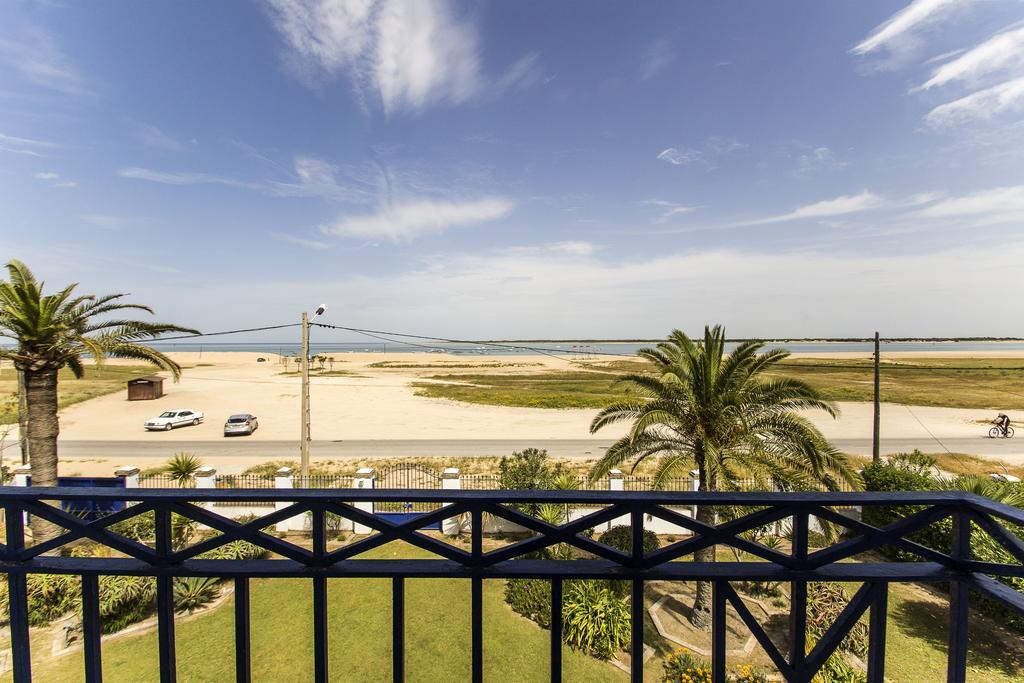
top-left (299, 304), bottom-right (327, 483)
top-left (872, 331), bottom-right (881, 463)
top-left (300, 311), bottom-right (311, 481)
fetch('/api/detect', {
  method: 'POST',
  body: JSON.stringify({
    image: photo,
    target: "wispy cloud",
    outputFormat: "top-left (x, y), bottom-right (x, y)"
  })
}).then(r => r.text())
top-left (914, 184), bottom-right (1024, 224)
top-left (850, 0), bottom-right (963, 56)
top-left (640, 38), bottom-right (675, 80)
top-left (32, 171), bottom-right (76, 188)
top-left (639, 199), bottom-right (699, 223)
top-left (917, 25), bottom-right (1024, 91)
top-left (133, 123), bottom-right (188, 152)
top-left (118, 167), bottom-right (256, 188)
top-left (0, 24), bottom-right (92, 96)
top-left (265, 0), bottom-right (483, 114)
top-left (267, 155), bottom-right (377, 202)
top-left (925, 76), bottom-right (1024, 127)
top-left (81, 214), bottom-right (145, 229)
top-left (656, 137), bottom-right (747, 167)
top-left (793, 145), bottom-right (847, 176)
top-left (734, 191), bottom-right (884, 226)
top-left (495, 52), bottom-right (550, 92)
top-left (321, 196), bottom-right (513, 242)
top-left (271, 232), bottom-right (334, 250)
top-left (0, 131), bottom-right (58, 157)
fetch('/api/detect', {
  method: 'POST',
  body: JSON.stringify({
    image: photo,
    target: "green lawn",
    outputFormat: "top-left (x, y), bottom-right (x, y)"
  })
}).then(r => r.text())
top-left (0, 365), bottom-right (160, 425)
top-left (413, 357), bottom-right (1024, 411)
top-left (10, 543), bottom-right (626, 682)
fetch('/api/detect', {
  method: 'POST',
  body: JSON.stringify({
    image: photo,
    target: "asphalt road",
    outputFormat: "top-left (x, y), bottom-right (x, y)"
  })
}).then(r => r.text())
top-left (55, 437), bottom-right (1024, 461)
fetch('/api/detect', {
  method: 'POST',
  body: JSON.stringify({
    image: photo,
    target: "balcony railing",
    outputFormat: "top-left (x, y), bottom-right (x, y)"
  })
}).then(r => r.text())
top-left (1, 487), bottom-right (1022, 683)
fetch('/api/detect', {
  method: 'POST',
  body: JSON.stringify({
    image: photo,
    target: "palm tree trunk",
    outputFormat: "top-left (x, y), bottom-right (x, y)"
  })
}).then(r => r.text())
top-left (24, 366), bottom-right (62, 544)
top-left (689, 467), bottom-right (715, 630)
top-left (17, 368), bottom-right (29, 465)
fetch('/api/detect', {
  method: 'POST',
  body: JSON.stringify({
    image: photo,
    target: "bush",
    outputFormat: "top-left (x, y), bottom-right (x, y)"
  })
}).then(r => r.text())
top-left (599, 525), bottom-right (659, 555)
top-left (100, 576), bottom-right (156, 633)
top-left (198, 540), bottom-right (268, 561)
top-left (807, 583), bottom-right (867, 658)
top-left (561, 580), bottom-right (631, 660)
top-left (109, 512), bottom-right (156, 543)
top-left (661, 647), bottom-right (712, 682)
top-left (862, 457), bottom-right (1024, 631)
top-left (504, 578), bottom-right (552, 628)
top-left (498, 448), bottom-right (564, 515)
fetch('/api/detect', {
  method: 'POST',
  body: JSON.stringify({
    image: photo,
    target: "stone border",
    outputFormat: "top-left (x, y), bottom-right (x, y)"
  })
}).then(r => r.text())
top-left (649, 592), bottom-right (776, 658)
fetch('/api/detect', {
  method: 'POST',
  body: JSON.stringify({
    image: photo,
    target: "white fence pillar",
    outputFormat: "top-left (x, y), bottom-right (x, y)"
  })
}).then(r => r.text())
top-left (607, 469), bottom-right (628, 532)
top-left (690, 469), bottom-right (700, 520)
top-left (352, 468), bottom-right (375, 534)
top-left (441, 468), bottom-right (461, 536)
top-left (114, 465), bottom-right (140, 490)
top-left (195, 467), bottom-right (216, 518)
top-left (274, 467), bottom-right (295, 533)
top-left (13, 465), bottom-right (30, 524)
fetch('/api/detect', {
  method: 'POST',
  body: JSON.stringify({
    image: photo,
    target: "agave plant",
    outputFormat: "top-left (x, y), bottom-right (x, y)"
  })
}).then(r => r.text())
top-left (173, 577), bottom-right (221, 613)
top-left (166, 452), bottom-right (202, 487)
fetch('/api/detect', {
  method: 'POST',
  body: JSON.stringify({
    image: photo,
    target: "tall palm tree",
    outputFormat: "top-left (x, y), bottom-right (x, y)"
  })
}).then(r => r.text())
top-left (0, 259), bottom-right (197, 542)
top-left (589, 325), bottom-right (858, 628)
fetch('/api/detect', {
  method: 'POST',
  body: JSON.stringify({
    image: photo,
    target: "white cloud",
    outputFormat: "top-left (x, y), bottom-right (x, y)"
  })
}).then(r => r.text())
top-left (118, 167), bottom-right (255, 188)
top-left (81, 214), bottom-right (144, 229)
top-left (657, 137), bottom-right (747, 167)
top-left (267, 155), bottom-right (376, 202)
top-left (656, 147), bottom-right (700, 166)
top-left (265, 0), bottom-right (482, 113)
top-left (640, 39), bottom-right (675, 80)
top-left (850, 0), bottom-right (963, 56)
top-left (639, 199), bottom-right (699, 222)
top-left (793, 146), bottom-right (846, 176)
top-left (271, 232), bottom-right (334, 250)
top-left (0, 24), bottom-right (92, 96)
top-left (735, 191), bottom-right (884, 226)
top-left (322, 196), bottom-right (513, 241)
top-left (0, 131), bottom-right (58, 156)
top-left (495, 52), bottom-right (548, 92)
top-left (914, 184), bottom-right (1024, 224)
top-left (133, 123), bottom-right (187, 152)
top-left (925, 76), bottom-right (1024, 126)
top-left (32, 170), bottom-right (76, 188)
top-left (917, 25), bottom-right (1024, 91)
top-left (211, 241), bottom-right (1024, 339)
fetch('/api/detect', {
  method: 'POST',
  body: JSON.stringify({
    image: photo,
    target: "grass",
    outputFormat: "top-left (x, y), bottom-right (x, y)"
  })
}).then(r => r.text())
top-left (412, 357), bottom-right (1024, 411)
top-left (10, 543), bottom-right (625, 682)
top-left (0, 365), bottom-right (160, 425)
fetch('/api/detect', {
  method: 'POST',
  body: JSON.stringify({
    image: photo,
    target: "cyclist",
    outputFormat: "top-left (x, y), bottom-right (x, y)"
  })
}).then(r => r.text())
top-left (995, 413), bottom-right (1011, 436)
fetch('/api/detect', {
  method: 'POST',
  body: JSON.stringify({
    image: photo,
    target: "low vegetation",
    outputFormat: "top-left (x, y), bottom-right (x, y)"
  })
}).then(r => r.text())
top-left (412, 357), bottom-right (1024, 411)
top-left (0, 365), bottom-right (160, 425)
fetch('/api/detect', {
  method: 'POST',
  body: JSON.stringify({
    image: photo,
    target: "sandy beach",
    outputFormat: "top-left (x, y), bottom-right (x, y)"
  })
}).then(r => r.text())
top-left (8, 349), bottom-right (1011, 475)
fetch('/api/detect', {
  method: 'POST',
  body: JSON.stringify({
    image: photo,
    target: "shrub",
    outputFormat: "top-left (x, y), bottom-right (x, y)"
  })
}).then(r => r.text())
top-left (109, 511), bottom-right (155, 543)
top-left (498, 448), bottom-right (563, 515)
top-left (166, 452), bottom-right (203, 487)
top-left (505, 578), bottom-right (552, 628)
top-left (198, 540), bottom-right (268, 561)
top-left (173, 577), bottom-right (220, 613)
top-left (807, 583), bottom-right (867, 658)
top-left (100, 576), bottom-right (156, 633)
top-left (661, 647), bottom-right (712, 682)
top-left (732, 664), bottom-right (771, 682)
top-left (561, 580), bottom-right (631, 660)
top-left (599, 525), bottom-right (659, 555)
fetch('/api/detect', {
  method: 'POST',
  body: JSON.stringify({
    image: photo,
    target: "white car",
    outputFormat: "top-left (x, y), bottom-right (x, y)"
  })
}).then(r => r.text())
top-left (144, 409), bottom-right (204, 431)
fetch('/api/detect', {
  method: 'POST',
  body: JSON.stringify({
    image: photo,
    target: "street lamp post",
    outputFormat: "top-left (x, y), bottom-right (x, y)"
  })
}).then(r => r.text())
top-left (300, 304), bottom-right (327, 481)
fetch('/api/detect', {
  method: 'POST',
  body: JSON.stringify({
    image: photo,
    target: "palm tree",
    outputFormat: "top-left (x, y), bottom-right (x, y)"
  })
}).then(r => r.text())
top-left (166, 452), bottom-right (203, 488)
top-left (0, 260), bottom-right (197, 542)
top-left (588, 326), bottom-right (858, 628)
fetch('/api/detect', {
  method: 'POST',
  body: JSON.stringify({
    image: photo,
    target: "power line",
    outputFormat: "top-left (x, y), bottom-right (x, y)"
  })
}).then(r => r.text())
top-left (310, 323), bottom-right (619, 360)
top-left (903, 405), bottom-right (953, 454)
top-left (153, 323), bottom-right (301, 341)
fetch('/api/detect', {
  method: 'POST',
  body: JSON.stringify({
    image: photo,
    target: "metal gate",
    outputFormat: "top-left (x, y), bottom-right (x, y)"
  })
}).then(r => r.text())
top-left (373, 465), bottom-right (443, 528)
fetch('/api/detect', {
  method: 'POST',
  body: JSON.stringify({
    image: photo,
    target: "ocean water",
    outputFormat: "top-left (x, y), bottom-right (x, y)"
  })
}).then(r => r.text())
top-left (145, 340), bottom-right (1024, 358)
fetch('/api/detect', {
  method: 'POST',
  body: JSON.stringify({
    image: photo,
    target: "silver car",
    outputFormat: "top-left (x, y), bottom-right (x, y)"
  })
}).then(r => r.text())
top-left (223, 414), bottom-right (258, 436)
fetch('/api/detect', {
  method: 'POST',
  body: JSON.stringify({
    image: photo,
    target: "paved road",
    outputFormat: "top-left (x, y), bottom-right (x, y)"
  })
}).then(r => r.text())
top-left (56, 437), bottom-right (1024, 461)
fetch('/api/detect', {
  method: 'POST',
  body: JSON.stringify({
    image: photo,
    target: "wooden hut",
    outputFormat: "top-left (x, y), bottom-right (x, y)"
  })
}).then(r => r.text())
top-left (127, 376), bottom-right (164, 401)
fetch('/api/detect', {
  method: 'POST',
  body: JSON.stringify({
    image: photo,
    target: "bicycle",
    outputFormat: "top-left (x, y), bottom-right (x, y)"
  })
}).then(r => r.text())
top-left (989, 425), bottom-right (1015, 438)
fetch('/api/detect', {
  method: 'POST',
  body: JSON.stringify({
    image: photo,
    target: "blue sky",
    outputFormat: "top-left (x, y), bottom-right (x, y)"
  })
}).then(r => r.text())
top-left (2, 0), bottom-right (1023, 340)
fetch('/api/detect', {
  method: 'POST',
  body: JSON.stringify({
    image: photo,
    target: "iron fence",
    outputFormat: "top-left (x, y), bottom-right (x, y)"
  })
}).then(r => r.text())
top-left (1, 487), bottom-right (1022, 683)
